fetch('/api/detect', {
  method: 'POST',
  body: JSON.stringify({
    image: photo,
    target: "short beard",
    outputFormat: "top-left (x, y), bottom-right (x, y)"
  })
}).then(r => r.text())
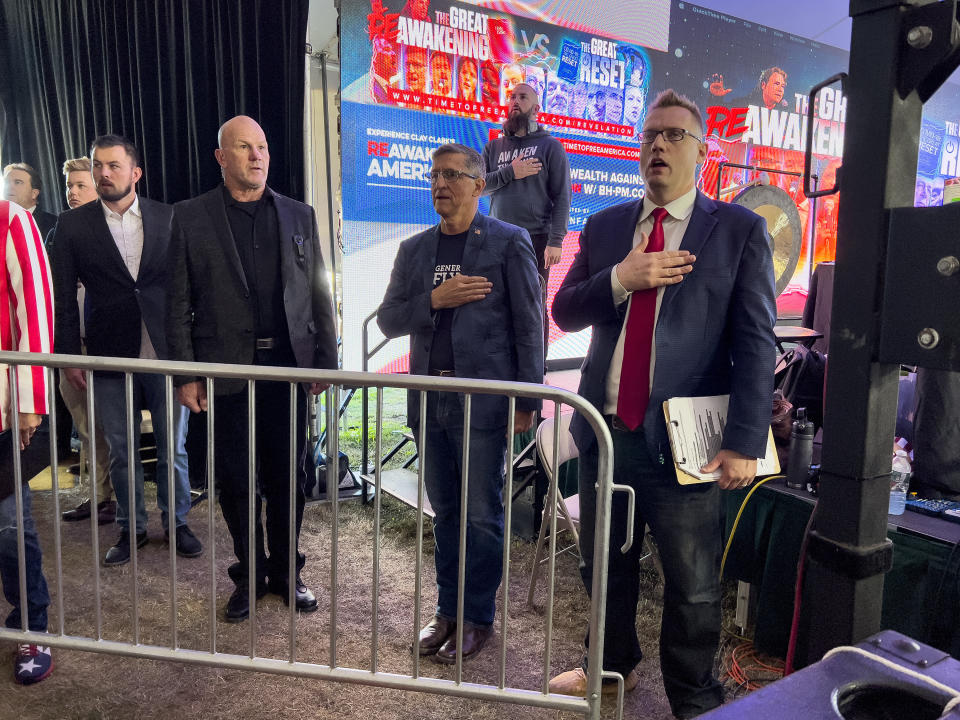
top-left (504, 109), bottom-right (533, 135)
top-left (97, 183), bottom-right (132, 203)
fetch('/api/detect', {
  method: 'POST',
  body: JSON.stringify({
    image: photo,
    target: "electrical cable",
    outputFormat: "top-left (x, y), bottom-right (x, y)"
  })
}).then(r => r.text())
top-left (723, 640), bottom-right (784, 692)
top-left (748, 650), bottom-right (786, 675)
top-left (721, 622), bottom-right (750, 643)
top-left (720, 474), bottom-right (784, 580)
top-left (729, 643), bottom-right (753, 689)
top-left (784, 498), bottom-right (820, 675)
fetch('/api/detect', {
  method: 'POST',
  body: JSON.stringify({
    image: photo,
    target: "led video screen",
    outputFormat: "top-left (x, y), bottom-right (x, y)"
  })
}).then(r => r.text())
top-left (340, 0), bottom-right (960, 371)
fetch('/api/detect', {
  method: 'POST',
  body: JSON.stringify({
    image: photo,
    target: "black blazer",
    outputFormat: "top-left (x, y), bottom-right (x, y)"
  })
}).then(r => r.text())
top-left (166, 185), bottom-right (338, 393)
top-left (51, 197), bottom-right (174, 359)
top-left (32, 208), bottom-right (58, 240)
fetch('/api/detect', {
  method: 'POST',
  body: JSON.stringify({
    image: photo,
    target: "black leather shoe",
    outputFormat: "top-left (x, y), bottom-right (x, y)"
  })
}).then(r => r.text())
top-left (414, 615), bottom-right (457, 657)
top-left (103, 530), bottom-right (148, 566)
top-left (224, 586), bottom-right (249, 623)
top-left (62, 499), bottom-right (92, 521)
top-left (165, 525), bottom-right (203, 558)
top-left (227, 562), bottom-right (269, 599)
top-left (268, 577), bottom-right (318, 612)
top-left (435, 622), bottom-right (493, 664)
top-left (96, 500), bottom-right (117, 526)
top-left (63, 499), bottom-right (117, 525)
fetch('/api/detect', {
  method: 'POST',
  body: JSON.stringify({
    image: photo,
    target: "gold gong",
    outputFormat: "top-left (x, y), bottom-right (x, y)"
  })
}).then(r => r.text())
top-left (732, 184), bottom-right (803, 296)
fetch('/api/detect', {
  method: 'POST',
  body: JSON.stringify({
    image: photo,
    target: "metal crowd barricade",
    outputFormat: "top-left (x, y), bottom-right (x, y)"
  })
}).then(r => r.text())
top-left (0, 350), bottom-right (626, 719)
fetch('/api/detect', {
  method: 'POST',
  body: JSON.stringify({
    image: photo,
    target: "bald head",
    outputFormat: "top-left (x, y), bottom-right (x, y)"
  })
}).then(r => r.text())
top-left (512, 83), bottom-right (539, 104)
top-left (504, 83), bottom-right (540, 136)
top-left (218, 115), bottom-right (262, 148)
top-left (215, 115), bottom-right (270, 200)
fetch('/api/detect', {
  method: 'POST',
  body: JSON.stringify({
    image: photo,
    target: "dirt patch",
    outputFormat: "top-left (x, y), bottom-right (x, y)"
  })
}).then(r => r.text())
top-left (0, 484), bottom-right (688, 720)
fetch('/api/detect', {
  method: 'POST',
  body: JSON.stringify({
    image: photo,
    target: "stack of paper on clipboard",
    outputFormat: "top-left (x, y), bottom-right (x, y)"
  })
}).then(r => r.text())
top-left (662, 395), bottom-right (780, 485)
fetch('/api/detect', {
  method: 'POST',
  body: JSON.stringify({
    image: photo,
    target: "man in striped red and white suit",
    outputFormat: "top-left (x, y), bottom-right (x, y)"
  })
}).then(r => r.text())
top-left (0, 199), bottom-right (55, 685)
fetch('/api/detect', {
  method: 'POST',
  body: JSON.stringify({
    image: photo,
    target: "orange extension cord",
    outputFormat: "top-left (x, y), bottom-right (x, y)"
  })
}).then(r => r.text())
top-left (723, 641), bottom-right (785, 692)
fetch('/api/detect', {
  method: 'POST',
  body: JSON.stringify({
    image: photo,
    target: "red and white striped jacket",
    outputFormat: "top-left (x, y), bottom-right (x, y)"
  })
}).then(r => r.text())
top-left (0, 200), bottom-right (54, 432)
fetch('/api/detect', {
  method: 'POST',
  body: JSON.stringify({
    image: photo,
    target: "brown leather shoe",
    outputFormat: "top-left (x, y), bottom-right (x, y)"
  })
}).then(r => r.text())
top-left (414, 615), bottom-right (456, 656)
top-left (435, 622), bottom-right (494, 664)
top-left (548, 666), bottom-right (640, 696)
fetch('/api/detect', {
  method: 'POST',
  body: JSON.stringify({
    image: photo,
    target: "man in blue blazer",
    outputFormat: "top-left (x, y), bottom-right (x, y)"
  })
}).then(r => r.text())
top-left (377, 143), bottom-right (543, 663)
top-left (550, 91), bottom-right (776, 718)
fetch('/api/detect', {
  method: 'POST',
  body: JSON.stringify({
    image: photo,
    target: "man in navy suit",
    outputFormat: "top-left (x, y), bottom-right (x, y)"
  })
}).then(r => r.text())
top-left (52, 135), bottom-right (200, 567)
top-left (377, 143), bottom-right (543, 663)
top-left (550, 90), bottom-right (776, 718)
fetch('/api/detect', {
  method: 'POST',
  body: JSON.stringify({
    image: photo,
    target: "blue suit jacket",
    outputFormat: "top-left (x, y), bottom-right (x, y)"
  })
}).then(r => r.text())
top-left (377, 211), bottom-right (544, 430)
top-left (553, 191), bottom-right (776, 461)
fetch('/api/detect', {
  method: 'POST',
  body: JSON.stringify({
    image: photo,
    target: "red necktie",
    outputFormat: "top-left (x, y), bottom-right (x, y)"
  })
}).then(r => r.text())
top-left (617, 207), bottom-right (667, 430)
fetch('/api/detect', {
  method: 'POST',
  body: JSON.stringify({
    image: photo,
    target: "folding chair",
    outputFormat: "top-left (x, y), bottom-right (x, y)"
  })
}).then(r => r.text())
top-left (526, 413), bottom-right (663, 607)
top-left (526, 413), bottom-right (581, 606)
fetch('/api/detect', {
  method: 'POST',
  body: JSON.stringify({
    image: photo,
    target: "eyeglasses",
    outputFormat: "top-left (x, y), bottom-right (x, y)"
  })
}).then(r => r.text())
top-left (428, 169), bottom-right (479, 183)
top-left (638, 127), bottom-right (703, 144)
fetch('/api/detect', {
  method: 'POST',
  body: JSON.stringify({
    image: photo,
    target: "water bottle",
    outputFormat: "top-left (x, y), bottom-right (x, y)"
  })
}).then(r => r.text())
top-left (889, 450), bottom-right (912, 515)
top-left (786, 408), bottom-right (814, 489)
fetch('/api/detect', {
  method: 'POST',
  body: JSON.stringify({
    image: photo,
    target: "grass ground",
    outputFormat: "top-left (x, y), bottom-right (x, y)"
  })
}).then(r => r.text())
top-left (334, 386), bottom-right (417, 470)
top-left (0, 387), bottom-right (780, 719)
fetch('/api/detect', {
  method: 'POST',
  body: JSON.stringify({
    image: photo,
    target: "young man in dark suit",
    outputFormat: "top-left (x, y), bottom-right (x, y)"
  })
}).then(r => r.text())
top-left (550, 90), bottom-right (777, 718)
top-left (51, 135), bottom-right (200, 567)
top-left (167, 116), bottom-right (338, 623)
top-left (377, 143), bottom-right (543, 663)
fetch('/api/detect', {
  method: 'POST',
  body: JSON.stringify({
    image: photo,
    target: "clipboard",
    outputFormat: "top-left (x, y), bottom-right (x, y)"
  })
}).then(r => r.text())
top-left (663, 395), bottom-right (780, 485)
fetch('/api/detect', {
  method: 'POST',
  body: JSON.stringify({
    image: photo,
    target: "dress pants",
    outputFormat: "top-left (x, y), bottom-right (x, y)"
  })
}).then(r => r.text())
top-left (577, 423), bottom-right (724, 718)
top-left (214, 379), bottom-right (308, 588)
top-left (59, 371), bottom-right (112, 501)
top-left (52, 371), bottom-right (73, 457)
top-left (530, 232), bottom-right (552, 359)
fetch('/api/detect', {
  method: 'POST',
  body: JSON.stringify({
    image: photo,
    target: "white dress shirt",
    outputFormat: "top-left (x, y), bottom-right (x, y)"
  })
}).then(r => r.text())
top-left (101, 196), bottom-right (157, 360)
top-left (603, 186), bottom-right (698, 415)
